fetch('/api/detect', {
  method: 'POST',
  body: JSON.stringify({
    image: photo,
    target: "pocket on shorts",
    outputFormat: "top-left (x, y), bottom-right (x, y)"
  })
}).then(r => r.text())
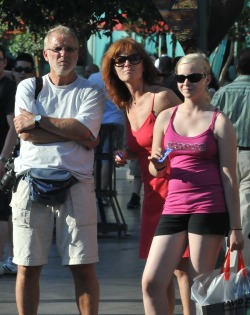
top-left (11, 178), bottom-right (32, 227)
top-left (67, 181), bottom-right (97, 227)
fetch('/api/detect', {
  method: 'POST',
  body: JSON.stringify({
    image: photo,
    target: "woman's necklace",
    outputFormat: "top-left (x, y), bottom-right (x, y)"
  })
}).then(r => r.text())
top-left (131, 84), bottom-right (145, 106)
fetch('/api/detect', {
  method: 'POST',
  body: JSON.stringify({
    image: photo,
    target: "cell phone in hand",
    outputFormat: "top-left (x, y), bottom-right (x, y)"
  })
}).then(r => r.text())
top-left (117, 151), bottom-right (123, 158)
top-left (157, 148), bottom-right (173, 162)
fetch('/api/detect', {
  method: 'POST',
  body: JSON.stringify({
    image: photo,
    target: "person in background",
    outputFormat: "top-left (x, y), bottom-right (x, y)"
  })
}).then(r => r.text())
top-left (12, 52), bottom-right (36, 84)
top-left (142, 52), bottom-right (244, 315)
top-left (4, 57), bottom-right (15, 80)
top-left (149, 54), bottom-right (157, 64)
top-left (212, 47), bottom-right (250, 268)
top-left (84, 63), bottom-right (99, 79)
top-left (155, 46), bottom-right (173, 86)
top-left (12, 25), bottom-right (104, 315)
top-left (160, 56), bottom-right (184, 102)
top-left (155, 46), bottom-right (173, 79)
top-left (0, 45), bottom-right (17, 276)
top-left (207, 70), bottom-right (219, 99)
top-left (102, 37), bottom-right (185, 315)
top-left (1, 52), bottom-right (36, 275)
top-left (88, 71), bottom-right (125, 206)
top-left (127, 159), bottom-right (142, 209)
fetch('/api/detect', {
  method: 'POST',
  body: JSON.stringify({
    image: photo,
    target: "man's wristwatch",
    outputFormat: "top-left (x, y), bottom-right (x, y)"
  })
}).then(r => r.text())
top-left (34, 115), bottom-right (42, 127)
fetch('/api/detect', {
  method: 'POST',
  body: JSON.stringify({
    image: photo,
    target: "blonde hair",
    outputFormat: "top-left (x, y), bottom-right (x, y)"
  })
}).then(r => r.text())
top-left (175, 53), bottom-right (212, 100)
top-left (175, 53), bottom-right (211, 76)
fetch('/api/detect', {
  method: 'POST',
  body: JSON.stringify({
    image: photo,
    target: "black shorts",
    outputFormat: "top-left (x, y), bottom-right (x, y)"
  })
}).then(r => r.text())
top-left (155, 213), bottom-right (230, 236)
top-left (0, 190), bottom-right (12, 221)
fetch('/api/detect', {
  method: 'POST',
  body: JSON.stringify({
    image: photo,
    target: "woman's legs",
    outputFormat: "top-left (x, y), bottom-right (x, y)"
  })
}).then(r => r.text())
top-left (175, 258), bottom-right (190, 315)
top-left (142, 231), bottom-right (187, 315)
top-left (188, 233), bottom-right (224, 314)
top-left (167, 277), bottom-right (176, 315)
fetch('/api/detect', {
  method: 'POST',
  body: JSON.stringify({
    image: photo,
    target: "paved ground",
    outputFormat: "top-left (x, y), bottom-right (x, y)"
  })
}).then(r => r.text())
top-left (0, 166), bottom-right (183, 315)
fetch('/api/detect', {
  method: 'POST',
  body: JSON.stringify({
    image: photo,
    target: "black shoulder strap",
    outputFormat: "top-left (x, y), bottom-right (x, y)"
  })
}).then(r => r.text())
top-left (35, 77), bottom-right (43, 100)
top-left (9, 77), bottom-right (43, 158)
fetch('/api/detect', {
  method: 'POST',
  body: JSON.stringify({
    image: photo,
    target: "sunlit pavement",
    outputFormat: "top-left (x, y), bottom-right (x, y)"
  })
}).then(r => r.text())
top-left (0, 166), bottom-right (183, 315)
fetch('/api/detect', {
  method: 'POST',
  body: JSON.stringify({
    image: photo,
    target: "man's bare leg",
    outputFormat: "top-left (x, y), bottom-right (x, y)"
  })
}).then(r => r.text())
top-left (16, 265), bottom-right (42, 315)
top-left (70, 264), bottom-right (99, 315)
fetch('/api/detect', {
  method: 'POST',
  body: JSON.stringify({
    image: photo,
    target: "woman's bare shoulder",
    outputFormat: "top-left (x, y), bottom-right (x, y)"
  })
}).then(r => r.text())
top-left (149, 85), bottom-right (181, 113)
top-left (157, 106), bottom-right (175, 120)
top-left (150, 84), bottom-right (173, 94)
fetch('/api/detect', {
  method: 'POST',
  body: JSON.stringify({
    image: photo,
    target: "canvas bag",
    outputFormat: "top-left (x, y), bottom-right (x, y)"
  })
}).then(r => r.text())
top-left (191, 250), bottom-right (250, 315)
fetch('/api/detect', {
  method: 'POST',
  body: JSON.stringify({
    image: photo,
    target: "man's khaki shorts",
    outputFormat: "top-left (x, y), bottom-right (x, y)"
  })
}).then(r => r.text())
top-left (11, 177), bottom-right (99, 266)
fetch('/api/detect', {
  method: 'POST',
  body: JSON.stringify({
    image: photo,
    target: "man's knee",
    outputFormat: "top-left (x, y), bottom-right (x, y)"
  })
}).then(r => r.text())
top-left (17, 265), bottom-right (42, 279)
top-left (69, 264), bottom-right (96, 281)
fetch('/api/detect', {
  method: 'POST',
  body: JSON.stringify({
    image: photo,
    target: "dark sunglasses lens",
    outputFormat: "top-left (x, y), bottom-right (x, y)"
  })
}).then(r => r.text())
top-left (176, 75), bottom-right (185, 83)
top-left (128, 54), bottom-right (141, 64)
top-left (176, 73), bottom-right (203, 83)
top-left (188, 73), bottom-right (203, 83)
top-left (114, 54), bottom-right (141, 67)
top-left (114, 56), bottom-right (127, 66)
top-left (15, 67), bottom-right (33, 73)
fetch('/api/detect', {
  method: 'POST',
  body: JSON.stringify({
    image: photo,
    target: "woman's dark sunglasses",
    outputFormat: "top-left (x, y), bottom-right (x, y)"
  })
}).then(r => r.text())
top-left (14, 66), bottom-right (33, 73)
top-left (175, 73), bottom-right (206, 83)
top-left (113, 54), bottom-right (142, 67)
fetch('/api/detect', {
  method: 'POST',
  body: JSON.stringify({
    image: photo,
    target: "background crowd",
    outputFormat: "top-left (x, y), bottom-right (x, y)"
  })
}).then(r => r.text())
top-left (0, 25), bottom-right (249, 315)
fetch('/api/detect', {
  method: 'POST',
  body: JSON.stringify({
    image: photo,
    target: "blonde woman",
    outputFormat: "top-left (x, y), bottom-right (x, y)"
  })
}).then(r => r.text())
top-left (142, 52), bottom-right (244, 315)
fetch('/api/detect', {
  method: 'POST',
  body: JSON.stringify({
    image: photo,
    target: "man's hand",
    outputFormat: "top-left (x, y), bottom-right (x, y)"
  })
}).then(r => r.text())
top-left (14, 108), bottom-right (35, 133)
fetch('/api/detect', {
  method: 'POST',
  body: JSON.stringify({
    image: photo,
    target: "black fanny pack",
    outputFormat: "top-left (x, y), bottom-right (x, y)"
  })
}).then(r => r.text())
top-left (27, 168), bottom-right (77, 206)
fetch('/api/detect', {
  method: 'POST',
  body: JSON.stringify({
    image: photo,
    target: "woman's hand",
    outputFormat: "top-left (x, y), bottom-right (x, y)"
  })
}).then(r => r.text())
top-left (114, 150), bottom-right (128, 168)
top-left (227, 229), bottom-right (244, 252)
top-left (148, 147), bottom-right (168, 171)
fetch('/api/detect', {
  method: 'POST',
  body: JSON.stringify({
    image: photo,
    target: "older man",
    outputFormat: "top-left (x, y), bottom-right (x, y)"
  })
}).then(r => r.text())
top-left (12, 25), bottom-right (104, 315)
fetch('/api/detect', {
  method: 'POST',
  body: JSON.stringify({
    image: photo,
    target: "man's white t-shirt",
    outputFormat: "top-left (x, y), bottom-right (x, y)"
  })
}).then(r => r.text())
top-left (14, 74), bottom-right (105, 181)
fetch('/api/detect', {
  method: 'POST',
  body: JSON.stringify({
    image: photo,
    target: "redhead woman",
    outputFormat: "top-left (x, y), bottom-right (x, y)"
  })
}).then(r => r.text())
top-left (142, 52), bottom-right (244, 315)
top-left (102, 38), bottom-right (188, 314)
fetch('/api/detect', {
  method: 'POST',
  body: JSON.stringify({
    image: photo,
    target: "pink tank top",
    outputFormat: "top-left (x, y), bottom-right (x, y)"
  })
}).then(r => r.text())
top-left (162, 106), bottom-right (227, 215)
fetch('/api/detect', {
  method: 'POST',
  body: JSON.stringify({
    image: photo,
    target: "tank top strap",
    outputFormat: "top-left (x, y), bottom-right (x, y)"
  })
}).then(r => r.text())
top-left (170, 105), bottom-right (178, 122)
top-left (151, 93), bottom-right (155, 112)
top-left (210, 108), bottom-right (220, 131)
top-left (151, 87), bottom-right (163, 112)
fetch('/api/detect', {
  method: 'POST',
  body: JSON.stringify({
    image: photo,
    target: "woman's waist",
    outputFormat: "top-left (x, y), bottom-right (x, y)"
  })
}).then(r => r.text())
top-left (163, 190), bottom-right (227, 214)
top-left (166, 186), bottom-right (226, 207)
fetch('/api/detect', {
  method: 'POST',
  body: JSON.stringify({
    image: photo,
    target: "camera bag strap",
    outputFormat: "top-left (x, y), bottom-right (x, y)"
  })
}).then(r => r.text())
top-left (13, 77), bottom-right (43, 153)
top-left (2, 77), bottom-right (44, 193)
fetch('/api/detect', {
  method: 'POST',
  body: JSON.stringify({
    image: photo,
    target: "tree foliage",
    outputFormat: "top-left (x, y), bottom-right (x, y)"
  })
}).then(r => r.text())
top-left (0, 0), bottom-right (248, 61)
top-left (0, 0), bottom-right (167, 42)
top-left (228, 1), bottom-right (250, 46)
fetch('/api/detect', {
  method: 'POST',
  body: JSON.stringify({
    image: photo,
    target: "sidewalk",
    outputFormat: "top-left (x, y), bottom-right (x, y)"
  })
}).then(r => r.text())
top-left (0, 166), bottom-right (183, 315)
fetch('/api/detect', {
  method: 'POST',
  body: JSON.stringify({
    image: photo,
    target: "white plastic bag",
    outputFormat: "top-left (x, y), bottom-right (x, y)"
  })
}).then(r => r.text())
top-left (191, 250), bottom-right (250, 315)
top-left (191, 268), bottom-right (237, 305)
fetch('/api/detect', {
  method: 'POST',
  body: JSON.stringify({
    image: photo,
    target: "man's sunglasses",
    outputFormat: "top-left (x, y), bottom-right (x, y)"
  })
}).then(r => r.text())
top-left (175, 73), bottom-right (206, 83)
top-left (46, 46), bottom-right (78, 53)
top-left (14, 67), bottom-right (33, 73)
top-left (113, 54), bottom-right (142, 67)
